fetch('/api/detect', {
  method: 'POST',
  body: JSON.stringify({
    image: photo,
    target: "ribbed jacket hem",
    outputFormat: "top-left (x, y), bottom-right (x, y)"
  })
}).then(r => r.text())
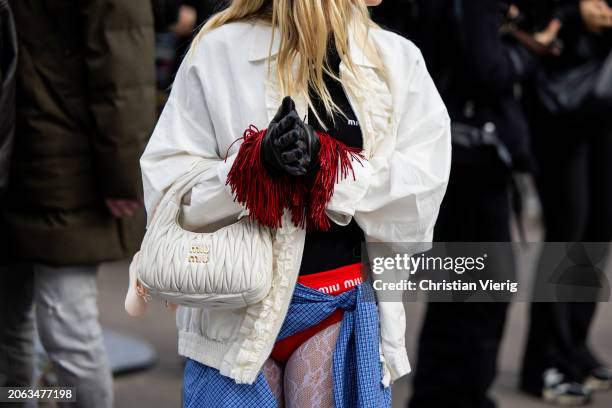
top-left (178, 331), bottom-right (231, 372)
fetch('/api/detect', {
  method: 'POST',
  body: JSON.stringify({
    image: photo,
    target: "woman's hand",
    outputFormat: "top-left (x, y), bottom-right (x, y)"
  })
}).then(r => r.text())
top-left (105, 198), bottom-right (142, 217)
top-left (534, 18), bottom-right (563, 56)
top-left (505, 1), bottom-right (563, 58)
top-left (535, 19), bottom-right (562, 47)
top-left (580, 0), bottom-right (612, 33)
top-left (261, 96), bottom-right (320, 176)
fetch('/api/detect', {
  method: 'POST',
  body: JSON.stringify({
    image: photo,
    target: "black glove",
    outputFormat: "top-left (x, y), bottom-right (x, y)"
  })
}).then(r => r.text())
top-left (261, 96), bottom-right (320, 176)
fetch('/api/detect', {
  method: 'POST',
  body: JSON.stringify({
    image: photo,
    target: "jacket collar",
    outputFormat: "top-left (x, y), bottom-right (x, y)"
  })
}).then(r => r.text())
top-left (247, 22), bottom-right (377, 68)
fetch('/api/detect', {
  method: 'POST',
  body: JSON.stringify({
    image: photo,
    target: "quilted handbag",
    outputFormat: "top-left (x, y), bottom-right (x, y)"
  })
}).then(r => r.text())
top-left (137, 160), bottom-right (274, 308)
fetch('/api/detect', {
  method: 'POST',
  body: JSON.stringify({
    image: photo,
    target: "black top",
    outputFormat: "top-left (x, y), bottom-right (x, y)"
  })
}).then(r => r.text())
top-left (299, 43), bottom-right (365, 276)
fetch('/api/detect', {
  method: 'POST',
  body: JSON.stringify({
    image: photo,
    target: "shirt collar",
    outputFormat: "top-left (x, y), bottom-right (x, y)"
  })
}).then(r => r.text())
top-left (247, 22), bottom-right (377, 68)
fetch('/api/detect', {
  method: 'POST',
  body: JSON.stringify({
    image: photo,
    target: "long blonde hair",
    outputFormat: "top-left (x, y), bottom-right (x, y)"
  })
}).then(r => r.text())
top-left (189, 0), bottom-right (378, 119)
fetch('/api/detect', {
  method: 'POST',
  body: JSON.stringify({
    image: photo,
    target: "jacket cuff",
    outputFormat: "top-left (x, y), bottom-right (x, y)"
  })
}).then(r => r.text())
top-left (226, 128), bottom-right (290, 229)
top-left (227, 128), bottom-right (364, 231)
top-left (325, 205), bottom-right (354, 226)
top-left (217, 153), bottom-right (238, 197)
top-left (326, 157), bottom-right (373, 224)
top-left (385, 348), bottom-right (411, 384)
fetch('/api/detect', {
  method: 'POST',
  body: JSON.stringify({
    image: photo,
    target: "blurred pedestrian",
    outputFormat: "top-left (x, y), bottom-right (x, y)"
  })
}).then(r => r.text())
top-left (0, 0), bottom-right (15, 196)
top-left (153, 1), bottom-right (228, 100)
top-left (408, 1), bottom-right (545, 407)
top-left (0, 0), bottom-right (19, 390)
top-left (0, 1), bottom-right (156, 407)
top-left (169, 1), bottom-right (230, 78)
top-left (520, 0), bottom-right (612, 405)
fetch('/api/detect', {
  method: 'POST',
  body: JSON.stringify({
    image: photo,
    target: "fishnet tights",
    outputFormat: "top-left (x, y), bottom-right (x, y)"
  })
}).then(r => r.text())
top-left (263, 322), bottom-right (341, 407)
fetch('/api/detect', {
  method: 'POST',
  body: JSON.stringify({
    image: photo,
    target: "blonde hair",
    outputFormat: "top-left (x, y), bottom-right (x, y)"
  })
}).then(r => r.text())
top-left (189, 0), bottom-right (379, 121)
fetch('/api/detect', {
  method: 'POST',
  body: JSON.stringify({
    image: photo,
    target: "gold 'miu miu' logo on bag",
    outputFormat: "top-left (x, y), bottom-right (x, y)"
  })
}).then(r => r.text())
top-left (187, 244), bottom-right (209, 264)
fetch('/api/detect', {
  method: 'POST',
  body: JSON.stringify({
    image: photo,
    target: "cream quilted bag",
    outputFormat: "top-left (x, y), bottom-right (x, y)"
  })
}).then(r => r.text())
top-left (136, 161), bottom-right (274, 308)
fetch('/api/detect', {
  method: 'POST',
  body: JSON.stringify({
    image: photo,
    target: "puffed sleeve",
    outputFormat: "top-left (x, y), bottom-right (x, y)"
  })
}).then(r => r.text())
top-left (327, 44), bottom-right (451, 384)
top-left (327, 45), bottom-right (451, 245)
top-left (140, 55), bottom-right (243, 228)
top-left (328, 46), bottom-right (451, 383)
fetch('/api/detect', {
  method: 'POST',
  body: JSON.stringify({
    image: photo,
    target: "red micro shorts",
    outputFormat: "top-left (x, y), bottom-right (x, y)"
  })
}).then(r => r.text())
top-left (270, 263), bottom-right (363, 363)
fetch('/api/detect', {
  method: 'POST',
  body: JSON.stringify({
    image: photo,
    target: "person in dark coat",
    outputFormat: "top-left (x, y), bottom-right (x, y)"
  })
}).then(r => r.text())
top-left (520, 0), bottom-right (612, 404)
top-left (0, 0), bottom-right (18, 389)
top-left (0, 0), bottom-right (16, 195)
top-left (0, 1), bottom-right (156, 406)
top-left (408, 1), bottom-right (541, 407)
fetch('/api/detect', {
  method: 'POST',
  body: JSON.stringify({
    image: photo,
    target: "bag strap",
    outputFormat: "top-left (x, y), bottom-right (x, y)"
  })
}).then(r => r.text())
top-left (163, 159), bottom-right (220, 207)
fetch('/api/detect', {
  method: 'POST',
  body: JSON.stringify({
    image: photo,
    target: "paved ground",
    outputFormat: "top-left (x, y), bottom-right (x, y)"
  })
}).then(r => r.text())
top-left (98, 257), bottom-right (612, 408)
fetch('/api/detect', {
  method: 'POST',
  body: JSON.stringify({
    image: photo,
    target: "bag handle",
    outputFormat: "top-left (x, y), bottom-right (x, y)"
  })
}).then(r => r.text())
top-left (163, 159), bottom-right (220, 207)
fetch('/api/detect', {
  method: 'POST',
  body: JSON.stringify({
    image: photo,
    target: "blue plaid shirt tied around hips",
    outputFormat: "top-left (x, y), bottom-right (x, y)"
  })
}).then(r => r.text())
top-left (183, 281), bottom-right (392, 407)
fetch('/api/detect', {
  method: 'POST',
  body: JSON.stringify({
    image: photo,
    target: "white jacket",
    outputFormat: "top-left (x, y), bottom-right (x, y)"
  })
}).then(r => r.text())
top-left (140, 21), bottom-right (451, 385)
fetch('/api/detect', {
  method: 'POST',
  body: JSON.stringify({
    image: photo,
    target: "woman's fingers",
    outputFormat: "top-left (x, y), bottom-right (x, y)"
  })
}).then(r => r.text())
top-left (275, 129), bottom-right (301, 148)
top-left (594, 1), bottom-right (612, 25)
top-left (271, 96), bottom-right (296, 123)
top-left (104, 199), bottom-right (142, 218)
top-left (281, 143), bottom-right (311, 176)
top-left (601, 5), bottom-right (612, 27)
top-left (281, 147), bottom-right (305, 163)
top-left (275, 111), bottom-right (299, 134)
top-left (534, 19), bottom-right (562, 46)
top-left (105, 199), bottom-right (121, 217)
top-left (294, 140), bottom-right (307, 151)
top-left (581, 0), bottom-right (612, 32)
top-left (285, 163), bottom-right (308, 176)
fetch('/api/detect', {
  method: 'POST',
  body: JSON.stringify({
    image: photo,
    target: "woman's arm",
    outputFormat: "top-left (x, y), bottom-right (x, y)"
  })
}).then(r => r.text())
top-left (345, 45), bottom-right (451, 383)
top-left (140, 57), bottom-right (244, 228)
top-left (326, 45), bottom-right (452, 245)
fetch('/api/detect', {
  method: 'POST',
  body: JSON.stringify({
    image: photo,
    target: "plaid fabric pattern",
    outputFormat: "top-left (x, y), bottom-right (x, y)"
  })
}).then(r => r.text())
top-left (183, 281), bottom-right (391, 407)
top-left (183, 359), bottom-right (277, 407)
top-left (279, 282), bottom-right (391, 408)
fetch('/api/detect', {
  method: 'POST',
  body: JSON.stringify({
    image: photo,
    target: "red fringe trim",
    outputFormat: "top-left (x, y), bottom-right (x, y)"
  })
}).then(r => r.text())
top-left (226, 125), bottom-right (364, 231)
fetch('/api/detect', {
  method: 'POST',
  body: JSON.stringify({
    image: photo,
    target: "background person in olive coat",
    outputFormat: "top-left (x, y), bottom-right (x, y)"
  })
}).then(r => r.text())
top-left (0, 1), bottom-right (156, 407)
top-left (0, 0), bottom-right (16, 195)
